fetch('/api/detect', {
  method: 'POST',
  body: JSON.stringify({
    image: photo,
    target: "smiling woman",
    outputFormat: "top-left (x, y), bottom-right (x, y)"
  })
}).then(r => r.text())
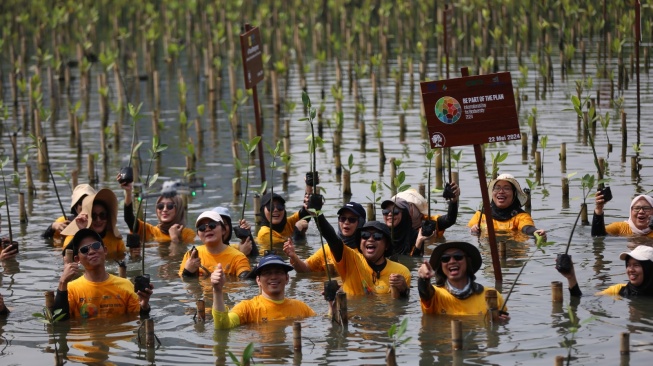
top-left (591, 194), bottom-right (653, 237)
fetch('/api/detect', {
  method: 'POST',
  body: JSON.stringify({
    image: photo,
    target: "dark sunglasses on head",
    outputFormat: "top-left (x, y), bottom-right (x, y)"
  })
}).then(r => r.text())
top-left (156, 202), bottom-right (176, 211)
top-left (338, 216), bottom-right (359, 224)
top-left (267, 203), bottom-right (285, 211)
top-left (197, 222), bottom-right (220, 232)
top-left (92, 212), bottom-right (108, 221)
top-left (79, 241), bottom-right (103, 255)
top-left (440, 253), bottom-right (465, 263)
top-left (361, 231), bottom-right (384, 241)
top-left (382, 208), bottom-right (401, 216)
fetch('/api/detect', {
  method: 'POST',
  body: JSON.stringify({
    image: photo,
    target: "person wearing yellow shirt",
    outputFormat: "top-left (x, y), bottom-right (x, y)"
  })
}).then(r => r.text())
top-left (42, 184), bottom-right (96, 244)
top-left (314, 214), bottom-right (411, 297)
top-left (119, 180), bottom-right (196, 245)
top-left (53, 228), bottom-right (153, 320)
top-left (557, 245), bottom-right (653, 297)
top-left (211, 254), bottom-right (316, 328)
top-left (283, 201), bottom-right (366, 273)
top-left (256, 192), bottom-right (311, 251)
top-left (418, 241), bottom-right (509, 319)
top-left (179, 211), bottom-right (251, 278)
top-left (591, 194), bottom-right (653, 237)
top-left (468, 173), bottom-right (546, 239)
top-left (61, 189), bottom-right (126, 258)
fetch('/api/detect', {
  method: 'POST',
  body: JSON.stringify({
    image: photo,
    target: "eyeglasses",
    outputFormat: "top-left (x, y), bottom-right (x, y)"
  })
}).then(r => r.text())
top-left (79, 241), bottom-right (103, 255)
top-left (440, 253), bottom-right (465, 263)
top-left (382, 208), bottom-right (400, 216)
top-left (631, 206), bottom-right (653, 213)
top-left (92, 212), bottom-right (108, 221)
top-left (156, 202), bottom-right (176, 211)
top-left (338, 216), bottom-right (359, 224)
top-left (492, 186), bottom-right (513, 193)
top-left (361, 231), bottom-right (384, 241)
top-left (197, 222), bottom-right (220, 232)
top-left (266, 203), bottom-right (285, 211)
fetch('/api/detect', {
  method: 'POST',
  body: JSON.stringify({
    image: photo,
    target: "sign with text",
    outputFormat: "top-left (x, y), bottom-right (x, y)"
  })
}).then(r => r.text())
top-left (239, 26), bottom-right (264, 89)
top-left (420, 72), bottom-right (520, 148)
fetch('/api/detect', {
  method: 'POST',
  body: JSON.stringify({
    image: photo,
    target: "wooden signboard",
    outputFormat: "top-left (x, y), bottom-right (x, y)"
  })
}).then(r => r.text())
top-left (421, 72), bottom-right (520, 148)
top-left (239, 26), bottom-right (264, 89)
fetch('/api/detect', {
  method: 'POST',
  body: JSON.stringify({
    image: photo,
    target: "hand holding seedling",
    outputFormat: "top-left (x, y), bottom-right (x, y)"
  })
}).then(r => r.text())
top-left (0, 242), bottom-right (18, 260)
top-left (169, 224), bottom-right (183, 244)
top-left (184, 247), bottom-right (201, 274)
top-left (594, 190), bottom-right (606, 214)
top-left (282, 238), bottom-right (297, 258)
top-left (415, 227), bottom-right (435, 251)
top-left (136, 282), bottom-right (154, 310)
top-left (447, 181), bottom-right (461, 202)
top-left (470, 224), bottom-right (481, 236)
top-left (239, 236), bottom-right (253, 256)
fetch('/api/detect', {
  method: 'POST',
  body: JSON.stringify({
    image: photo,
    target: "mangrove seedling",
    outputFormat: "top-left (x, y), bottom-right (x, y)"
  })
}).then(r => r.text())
top-left (33, 307), bottom-right (67, 365)
top-left (562, 304), bottom-right (596, 366)
top-left (233, 136), bottom-right (262, 257)
top-left (490, 151), bottom-right (508, 180)
top-left (422, 146), bottom-right (437, 237)
top-left (386, 317), bottom-right (411, 363)
top-left (0, 157), bottom-right (15, 243)
top-left (228, 342), bottom-right (254, 366)
top-left (300, 91), bottom-right (325, 210)
top-left (365, 180), bottom-right (381, 218)
top-left (264, 140), bottom-right (284, 253)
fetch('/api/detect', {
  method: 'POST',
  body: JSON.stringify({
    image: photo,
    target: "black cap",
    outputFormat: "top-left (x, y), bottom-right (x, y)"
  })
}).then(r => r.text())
top-left (337, 201), bottom-right (366, 221)
top-left (381, 198), bottom-right (409, 210)
top-left (251, 254), bottom-right (294, 277)
top-left (259, 193), bottom-right (286, 211)
top-left (62, 228), bottom-right (103, 257)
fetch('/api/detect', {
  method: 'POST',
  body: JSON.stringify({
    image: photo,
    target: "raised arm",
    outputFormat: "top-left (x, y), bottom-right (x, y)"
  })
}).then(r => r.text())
top-left (316, 214), bottom-right (343, 262)
top-left (417, 261), bottom-right (436, 301)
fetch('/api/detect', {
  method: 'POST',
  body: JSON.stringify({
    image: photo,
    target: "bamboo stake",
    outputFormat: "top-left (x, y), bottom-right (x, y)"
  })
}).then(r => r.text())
top-left (451, 320), bottom-right (463, 350)
top-left (551, 281), bottom-right (563, 303)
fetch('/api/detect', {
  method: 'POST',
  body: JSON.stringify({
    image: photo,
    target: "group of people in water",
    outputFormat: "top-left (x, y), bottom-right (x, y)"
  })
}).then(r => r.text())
top-left (1, 170), bottom-right (652, 329)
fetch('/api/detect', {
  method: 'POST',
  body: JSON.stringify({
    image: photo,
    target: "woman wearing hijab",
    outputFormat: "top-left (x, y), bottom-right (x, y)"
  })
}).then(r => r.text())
top-left (42, 184), bottom-right (96, 243)
top-left (591, 194), bottom-right (653, 237)
top-left (211, 207), bottom-right (258, 257)
top-left (120, 180), bottom-right (196, 244)
top-left (381, 198), bottom-right (433, 257)
top-left (468, 173), bottom-right (547, 239)
top-left (256, 192), bottom-right (310, 251)
top-left (61, 189), bottom-right (125, 258)
top-left (558, 245), bottom-right (653, 297)
top-left (283, 201), bottom-right (366, 273)
top-left (393, 185), bottom-right (460, 255)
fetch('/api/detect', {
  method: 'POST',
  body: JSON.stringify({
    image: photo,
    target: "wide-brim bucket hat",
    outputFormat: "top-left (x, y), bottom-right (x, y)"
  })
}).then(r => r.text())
top-left (488, 173), bottom-right (528, 206)
top-left (70, 184), bottom-right (96, 210)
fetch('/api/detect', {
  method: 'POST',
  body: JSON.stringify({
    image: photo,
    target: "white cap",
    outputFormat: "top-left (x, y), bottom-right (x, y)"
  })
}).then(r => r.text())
top-left (195, 211), bottom-right (224, 227)
top-left (619, 245), bottom-right (653, 262)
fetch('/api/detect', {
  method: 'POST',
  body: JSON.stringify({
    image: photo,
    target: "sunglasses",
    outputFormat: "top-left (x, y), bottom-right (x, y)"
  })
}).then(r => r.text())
top-left (156, 202), bottom-right (176, 211)
top-left (92, 212), bottom-right (108, 221)
top-left (382, 208), bottom-right (401, 216)
top-left (440, 253), bottom-right (465, 263)
top-left (79, 241), bottom-right (103, 255)
top-left (197, 222), bottom-right (220, 232)
top-left (361, 231), bottom-right (384, 241)
top-left (267, 203), bottom-right (285, 211)
top-left (338, 216), bottom-right (359, 224)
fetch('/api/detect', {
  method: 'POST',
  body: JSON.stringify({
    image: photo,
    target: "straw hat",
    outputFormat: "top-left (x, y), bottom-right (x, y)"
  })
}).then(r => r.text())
top-left (70, 184), bottom-right (96, 210)
top-left (61, 188), bottom-right (121, 238)
top-left (488, 173), bottom-right (528, 206)
top-left (393, 189), bottom-right (428, 216)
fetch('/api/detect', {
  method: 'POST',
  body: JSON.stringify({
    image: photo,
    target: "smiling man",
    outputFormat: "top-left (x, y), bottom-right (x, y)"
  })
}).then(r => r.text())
top-left (53, 228), bottom-right (153, 319)
top-left (211, 254), bottom-right (316, 328)
top-left (418, 242), bottom-right (508, 318)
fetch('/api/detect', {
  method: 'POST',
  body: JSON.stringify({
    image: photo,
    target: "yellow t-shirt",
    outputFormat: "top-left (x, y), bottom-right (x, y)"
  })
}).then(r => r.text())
top-left (305, 245), bottom-right (336, 273)
top-left (423, 214), bottom-right (446, 238)
top-left (334, 245), bottom-right (411, 296)
top-left (178, 245), bottom-right (251, 277)
top-left (63, 232), bottom-right (126, 258)
top-left (467, 211), bottom-right (535, 233)
top-left (421, 286), bottom-right (506, 316)
top-left (52, 215), bottom-right (68, 244)
top-left (67, 274), bottom-right (140, 318)
top-left (212, 295), bottom-right (316, 329)
top-left (604, 222), bottom-right (653, 237)
top-left (134, 219), bottom-right (197, 244)
top-left (597, 283), bottom-right (627, 296)
top-left (256, 212), bottom-right (301, 251)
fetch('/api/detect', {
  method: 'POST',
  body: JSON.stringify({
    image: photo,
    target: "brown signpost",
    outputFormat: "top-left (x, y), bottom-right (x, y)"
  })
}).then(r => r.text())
top-left (239, 23), bottom-right (266, 185)
top-left (421, 69), bottom-right (521, 282)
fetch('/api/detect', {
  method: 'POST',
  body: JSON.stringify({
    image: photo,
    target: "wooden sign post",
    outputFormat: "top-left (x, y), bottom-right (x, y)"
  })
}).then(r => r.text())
top-left (240, 23), bottom-right (266, 187)
top-left (421, 68), bottom-right (522, 282)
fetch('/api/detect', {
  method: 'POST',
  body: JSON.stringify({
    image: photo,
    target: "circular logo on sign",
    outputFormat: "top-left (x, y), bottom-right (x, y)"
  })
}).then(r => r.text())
top-left (434, 96), bottom-right (462, 124)
top-left (431, 132), bottom-right (446, 147)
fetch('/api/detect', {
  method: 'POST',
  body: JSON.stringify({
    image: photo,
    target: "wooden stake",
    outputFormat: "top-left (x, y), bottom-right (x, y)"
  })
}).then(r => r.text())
top-left (44, 291), bottom-right (55, 310)
top-left (367, 203), bottom-right (375, 222)
top-left (562, 177), bottom-right (569, 200)
top-left (581, 203), bottom-right (589, 225)
top-left (451, 319), bottom-right (463, 350)
top-left (620, 332), bottom-right (630, 355)
top-left (555, 355), bottom-right (565, 366)
top-left (521, 133), bottom-right (528, 161)
top-left (343, 169), bottom-right (351, 197)
top-left (385, 345), bottom-right (397, 366)
top-left (485, 289), bottom-right (499, 323)
top-left (498, 241), bottom-right (506, 259)
top-left (19, 192), bottom-right (27, 223)
top-left (145, 318), bottom-right (155, 348)
top-left (551, 281), bottom-right (563, 303)
top-left (336, 291), bottom-right (348, 326)
top-left (25, 165), bottom-right (35, 196)
top-left (196, 299), bottom-right (206, 322)
top-left (560, 143), bottom-right (567, 173)
top-left (293, 321), bottom-right (302, 351)
top-left (253, 194), bottom-right (261, 225)
top-left (65, 249), bottom-right (74, 263)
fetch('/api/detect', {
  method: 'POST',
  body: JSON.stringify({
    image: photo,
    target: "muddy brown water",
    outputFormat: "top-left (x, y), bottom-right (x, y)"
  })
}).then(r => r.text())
top-left (1, 44), bottom-right (653, 365)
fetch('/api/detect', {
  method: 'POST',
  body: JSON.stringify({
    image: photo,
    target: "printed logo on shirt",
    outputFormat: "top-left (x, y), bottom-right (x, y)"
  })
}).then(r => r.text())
top-left (81, 303), bottom-right (99, 318)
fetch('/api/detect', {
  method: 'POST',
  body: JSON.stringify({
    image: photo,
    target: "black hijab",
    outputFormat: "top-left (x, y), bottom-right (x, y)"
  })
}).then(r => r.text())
top-left (390, 206), bottom-right (418, 255)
